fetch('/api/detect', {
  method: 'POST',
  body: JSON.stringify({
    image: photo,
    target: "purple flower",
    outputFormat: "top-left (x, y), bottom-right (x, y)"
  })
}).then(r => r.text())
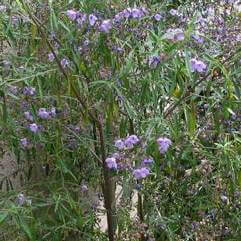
top-left (112, 152), bottom-right (122, 160)
top-left (131, 8), bottom-right (144, 19)
top-left (61, 58), bottom-right (69, 68)
top-left (20, 138), bottom-right (28, 148)
top-left (29, 123), bottom-right (39, 133)
top-left (114, 12), bottom-right (125, 23)
top-left (17, 193), bottom-right (31, 206)
top-left (115, 139), bottom-right (125, 150)
top-left (124, 135), bottom-right (139, 148)
top-left (169, 9), bottom-right (178, 16)
top-left (112, 46), bottom-right (123, 53)
top-left (143, 158), bottom-right (154, 165)
top-left (23, 87), bottom-right (36, 96)
top-left (48, 52), bottom-right (55, 62)
top-left (190, 58), bottom-right (207, 73)
top-left (192, 34), bottom-right (204, 44)
top-left (196, 16), bottom-right (207, 26)
top-left (105, 157), bottom-right (117, 169)
top-left (236, 34), bottom-right (241, 42)
top-left (117, 162), bottom-right (127, 170)
top-left (128, 135), bottom-right (139, 144)
top-left (76, 13), bottom-right (87, 27)
top-left (140, 7), bottom-right (148, 15)
top-left (89, 14), bottom-right (98, 26)
top-left (133, 167), bottom-right (150, 179)
top-left (99, 19), bottom-right (112, 33)
top-left (154, 13), bottom-right (162, 21)
top-left (120, 7), bottom-right (147, 20)
top-left (122, 8), bottom-right (132, 18)
top-left (81, 184), bottom-right (88, 192)
top-left (157, 137), bottom-right (172, 154)
top-left (50, 107), bottom-right (56, 117)
top-left (17, 193), bottom-right (26, 206)
top-left (24, 111), bottom-right (34, 121)
top-left (174, 32), bottom-right (185, 41)
top-left (38, 108), bottom-right (50, 120)
top-left (148, 56), bottom-right (161, 68)
top-left (164, 29), bottom-right (185, 42)
top-left (66, 10), bottom-right (78, 21)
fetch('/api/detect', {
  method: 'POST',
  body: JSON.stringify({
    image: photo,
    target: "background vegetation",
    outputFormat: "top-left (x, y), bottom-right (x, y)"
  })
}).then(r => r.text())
top-left (1, 0), bottom-right (241, 240)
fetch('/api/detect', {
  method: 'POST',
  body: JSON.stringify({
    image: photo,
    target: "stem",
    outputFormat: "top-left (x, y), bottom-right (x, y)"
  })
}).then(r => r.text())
top-left (97, 117), bottom-right (116, 241)
top-left (137, 189), bottom-right (144, 222)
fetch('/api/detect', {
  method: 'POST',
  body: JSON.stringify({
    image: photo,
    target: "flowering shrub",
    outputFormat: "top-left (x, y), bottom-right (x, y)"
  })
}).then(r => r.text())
top-left (1, 0), bottom-right (241, 240)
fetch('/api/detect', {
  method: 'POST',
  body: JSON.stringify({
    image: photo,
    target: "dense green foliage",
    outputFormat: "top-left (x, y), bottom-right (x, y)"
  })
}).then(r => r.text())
top-left (1, 0), bottom-right (241, 240)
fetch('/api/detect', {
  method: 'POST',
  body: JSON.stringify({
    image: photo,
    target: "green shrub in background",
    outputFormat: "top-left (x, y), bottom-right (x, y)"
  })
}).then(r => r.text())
top-left (1, 0), bottom-right (241, 240)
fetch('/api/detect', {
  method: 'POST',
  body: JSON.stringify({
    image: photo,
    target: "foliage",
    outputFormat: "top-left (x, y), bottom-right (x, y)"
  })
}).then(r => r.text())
top-left (1, 0), bottom-right (241, 240)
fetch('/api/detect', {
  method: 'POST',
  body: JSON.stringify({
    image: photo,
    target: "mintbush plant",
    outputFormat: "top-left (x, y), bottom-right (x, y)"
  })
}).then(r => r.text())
top-left (1, 0), bottom-right (241, 240)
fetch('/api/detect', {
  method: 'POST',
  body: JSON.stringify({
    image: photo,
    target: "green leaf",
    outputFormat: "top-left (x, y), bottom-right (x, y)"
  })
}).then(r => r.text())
top-left (238, 169), bottom-right (241, 190)
top-left (59, 20), bottom-right (71, 33)
top-left (184, 48), bottom-right (193, 82)
top-left (37, 77), bottom-right (43, 101)
top-left (184, 102), bottom-right (196, 138)
top-left (0, 91), bottom-right (8, 124)
top-left (0, 211), bottom-right (8, 225)
top-left (19, 219), bottom-right (36, 241)
top-left (233, 81), bottom-right (241, 99)
top-left (119, 118), bottom-right (128, 137)
top-left (50, 11), bottom-right (59, 31)
top-left (57, 159), bottom-right (77, 181)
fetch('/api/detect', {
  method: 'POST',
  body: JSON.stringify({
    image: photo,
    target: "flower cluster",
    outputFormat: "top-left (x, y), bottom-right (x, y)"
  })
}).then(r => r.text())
top-left (133, 167), bottom-right (150, 179)
top-left (164, 28), bottom-right (185, 42)
top-left (105, 135), bottom-right (171, 181)
top-left (99, 19), bottom-right (112, 33)
top-left (190, 58), bottom-right (207, 73)
top-left (114, 135), bottom-right (140, 150)
top-left (66, 10), bottom-right (99, 28)
top-left (29, 123), bottom-right (39, 133)
top-left (148, 56), bottom-right (161, 69)
top-left (157, 137), bottom-right (172, 154)
top-left (143, 158), bottom-right (154, 165)
top-left (154, 13), bottom-right (162, 21)
top-left (24, 111), bottom-right (34, 121)
top-left (132, 157), bottom-right (154, 180)
top-left (106, 135), bottom-right (172, 166)
top-left (22, 107), bottom-right (56, 135)
top-left (38, 107), bottom-right (56, 120)
top-left (60, 58), bottom-right (70, 68)
top-left (65, 7), bottom-right (148, 34)
top-left (66, 10), bottom-right (82, 21)
top-left (23, 87), bottom-right (36, 96)
top-left (114, 7), bottom-right (148, 22)
top-left (47, 52), bottom-right (69, 68)
top-left (20, 138), bottom-right (29, 148)
top-left (169, 9), bottom-right (179, 16)
top-left (48, 52), bottom-right (55, 62)
top-left (105, 157), bottom-right (117, 169)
